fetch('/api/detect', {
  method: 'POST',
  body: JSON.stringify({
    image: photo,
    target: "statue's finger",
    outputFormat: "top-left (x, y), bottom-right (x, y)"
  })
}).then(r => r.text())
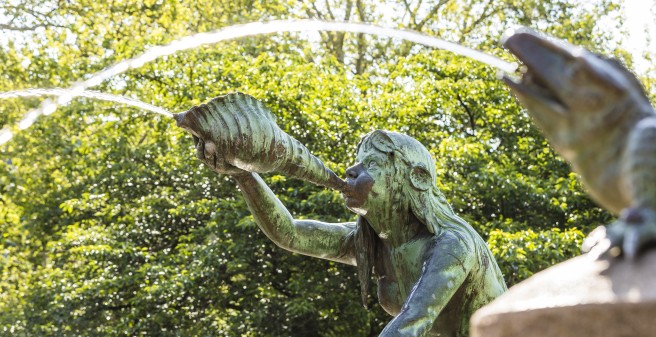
top-left (203, 141), bottom-right (217, 161)
top-left (195, 137), bottom-right (205, 160)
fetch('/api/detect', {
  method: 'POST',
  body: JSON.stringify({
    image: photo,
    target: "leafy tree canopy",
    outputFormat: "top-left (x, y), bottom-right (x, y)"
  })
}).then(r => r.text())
top-left (0, 0), bottom-right (643, 336)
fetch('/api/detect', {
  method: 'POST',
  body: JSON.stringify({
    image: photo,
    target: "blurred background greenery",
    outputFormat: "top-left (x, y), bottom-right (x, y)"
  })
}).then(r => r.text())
top-left (1, 0), bottom-right (653, 335)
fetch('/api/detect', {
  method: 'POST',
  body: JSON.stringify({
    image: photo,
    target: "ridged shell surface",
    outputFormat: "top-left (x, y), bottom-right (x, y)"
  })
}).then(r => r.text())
top-left (176, 92), bottom-right (345, 190)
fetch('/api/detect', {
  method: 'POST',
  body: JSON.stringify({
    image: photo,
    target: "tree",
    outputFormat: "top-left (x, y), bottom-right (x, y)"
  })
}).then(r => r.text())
top-left (0, 0), bottom-right (634, 335)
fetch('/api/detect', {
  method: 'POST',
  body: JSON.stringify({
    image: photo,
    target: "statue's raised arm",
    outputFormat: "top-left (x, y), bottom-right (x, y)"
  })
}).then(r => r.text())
top-left (175, 93), bottom-right (357, 265)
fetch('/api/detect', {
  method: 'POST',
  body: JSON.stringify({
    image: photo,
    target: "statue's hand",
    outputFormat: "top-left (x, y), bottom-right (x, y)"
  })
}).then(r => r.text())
top-left (194, 135), bottom-right (247, 175)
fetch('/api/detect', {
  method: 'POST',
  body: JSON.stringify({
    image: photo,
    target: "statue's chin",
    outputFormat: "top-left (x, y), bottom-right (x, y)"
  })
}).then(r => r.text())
top-left (351, 207), bottom-right (367, 216)
top-left (345, 201), bottom-right (368, 216)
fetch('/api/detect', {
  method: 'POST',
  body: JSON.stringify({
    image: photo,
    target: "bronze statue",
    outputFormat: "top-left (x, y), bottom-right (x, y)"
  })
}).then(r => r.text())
top-left (502, 28), bottom-right (656, 260)
top-left (175, 93), bottom-right (506, 336)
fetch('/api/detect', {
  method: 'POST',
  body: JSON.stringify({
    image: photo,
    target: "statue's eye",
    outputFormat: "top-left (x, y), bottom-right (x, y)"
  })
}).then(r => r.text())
top-left (367, 160), bottom-right (378, 169)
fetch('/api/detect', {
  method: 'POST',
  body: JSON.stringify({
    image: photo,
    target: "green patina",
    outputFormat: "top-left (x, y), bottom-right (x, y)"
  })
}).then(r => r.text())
top-left (176, 94), bottom-right (506, 336)
top-left (503, 29), bottom-right (656, 260)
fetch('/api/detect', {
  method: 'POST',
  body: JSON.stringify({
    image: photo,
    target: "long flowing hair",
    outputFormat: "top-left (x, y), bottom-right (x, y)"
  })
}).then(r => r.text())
top-left (352, 130), bottom-right (490, 307)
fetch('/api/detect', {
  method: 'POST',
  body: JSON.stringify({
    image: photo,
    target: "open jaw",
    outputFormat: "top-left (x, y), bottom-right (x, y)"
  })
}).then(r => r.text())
top-left (503, 70), bottom-right (567, 114)
top-left (501, 28), bottom-right (577, 113)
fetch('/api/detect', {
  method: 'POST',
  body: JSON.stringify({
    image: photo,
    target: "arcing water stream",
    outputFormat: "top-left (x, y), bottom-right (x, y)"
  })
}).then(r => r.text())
top-left (0, 89), bottom-right (173, 144)
top-left (0, 88), bottom-right (173, 118)
top-left (0, 20), bottom-right (518, 145)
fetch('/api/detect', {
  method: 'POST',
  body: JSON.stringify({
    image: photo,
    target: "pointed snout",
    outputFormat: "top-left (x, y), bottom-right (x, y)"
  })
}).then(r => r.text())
top-left (504, 29), bottom-right (580, 82)
top-left (502, 27), bottom-right (590, 105)
top-left (503, 28), bottom-right (580, 66)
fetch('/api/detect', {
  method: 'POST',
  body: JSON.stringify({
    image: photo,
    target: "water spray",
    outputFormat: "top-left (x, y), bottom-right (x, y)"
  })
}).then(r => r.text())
top-left (0, 88), bottom-right (172, 118)
top-left (0, 89), bottom-right (172, 144)
top-left (0, 20), bottom-right (519, 145)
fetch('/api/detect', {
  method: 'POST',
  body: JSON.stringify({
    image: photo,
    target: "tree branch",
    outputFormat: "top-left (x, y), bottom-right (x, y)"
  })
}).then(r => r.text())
top-left (458, 0), bottom-right (498, 43)
top-left (415, 0), bottom-right (449, 31)
top-left (354, 0), bottom-right (368, 74)
top-left (456, 93), bottom-right (477, 136)
top-left (0, 23), bottom-right (66, 31)
top-left (401, 0), bottom-right (418, 27)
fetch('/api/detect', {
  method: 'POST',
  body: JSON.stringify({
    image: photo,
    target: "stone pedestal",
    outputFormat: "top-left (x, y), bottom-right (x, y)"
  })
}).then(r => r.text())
top-left (470, 249), bottom-right (656, 337)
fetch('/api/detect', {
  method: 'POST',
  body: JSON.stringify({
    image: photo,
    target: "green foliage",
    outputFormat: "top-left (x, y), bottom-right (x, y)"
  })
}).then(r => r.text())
top-left (488, 228), bottom-right (585, 285)
top-left (0, 0), bottom-right (639, 336)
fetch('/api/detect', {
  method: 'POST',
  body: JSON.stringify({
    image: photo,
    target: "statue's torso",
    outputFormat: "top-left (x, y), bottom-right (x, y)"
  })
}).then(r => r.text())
top-left (375, 235), bottom-right (430, 315)
top-left (374, 232), bottom-right (506, 337)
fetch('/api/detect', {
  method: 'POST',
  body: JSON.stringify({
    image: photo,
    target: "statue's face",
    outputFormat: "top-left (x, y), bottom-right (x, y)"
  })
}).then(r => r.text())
top-left (343, 146), bottom-right (395, 215)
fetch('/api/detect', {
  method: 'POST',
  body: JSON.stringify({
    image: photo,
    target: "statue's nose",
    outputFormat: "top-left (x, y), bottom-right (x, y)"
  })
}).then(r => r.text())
top-left (345, 163), bottom-right (363, 180)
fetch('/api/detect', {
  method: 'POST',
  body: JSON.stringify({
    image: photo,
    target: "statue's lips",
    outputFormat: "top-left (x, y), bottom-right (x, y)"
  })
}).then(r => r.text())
top-left (341, 184), bottom-right (355, 199)
top-left (341, 184), bottom-right (365, 205)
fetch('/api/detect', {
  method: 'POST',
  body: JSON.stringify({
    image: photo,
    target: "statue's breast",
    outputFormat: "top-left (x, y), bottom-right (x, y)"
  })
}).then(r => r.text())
top-left (377, 275), bottom-right (403, 315)
top-left (374, 237), bottom-right (431, 315)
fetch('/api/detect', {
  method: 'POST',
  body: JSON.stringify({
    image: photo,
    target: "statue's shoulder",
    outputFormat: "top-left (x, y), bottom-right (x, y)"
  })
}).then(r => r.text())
top-left (432, 229), bottom-right (476, 256)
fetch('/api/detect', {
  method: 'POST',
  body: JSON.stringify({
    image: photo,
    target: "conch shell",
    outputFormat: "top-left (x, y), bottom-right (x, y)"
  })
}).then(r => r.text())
top-left (174, 92), bottom-right (345, 191)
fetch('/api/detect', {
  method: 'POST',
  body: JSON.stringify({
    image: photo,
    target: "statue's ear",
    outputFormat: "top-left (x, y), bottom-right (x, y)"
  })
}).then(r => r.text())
top-left (409, 164), bottom-right (432, 191)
